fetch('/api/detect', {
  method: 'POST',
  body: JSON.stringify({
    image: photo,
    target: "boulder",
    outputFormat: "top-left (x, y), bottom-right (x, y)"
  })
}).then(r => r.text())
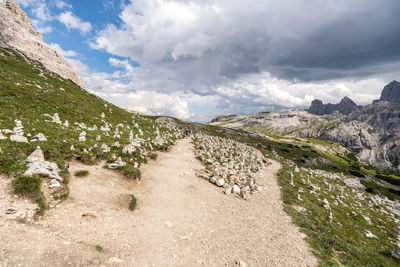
top-left (25, 161), bottom-right (63, 181)
top-left (10, 135), bottom-right (27, 143)
top-left (26, 146), bottom-right (44, 163)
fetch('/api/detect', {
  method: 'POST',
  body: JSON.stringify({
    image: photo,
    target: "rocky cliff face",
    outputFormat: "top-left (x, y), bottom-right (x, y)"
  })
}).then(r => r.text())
top-left (378, 80), bottom-right (400, 104)
top-left (308, 96), bottom-right (361, 115)
top-left (0, 0), bottom-right (84, 88)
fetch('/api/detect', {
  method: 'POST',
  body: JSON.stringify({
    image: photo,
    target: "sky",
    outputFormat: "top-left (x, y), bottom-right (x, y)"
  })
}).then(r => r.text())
top-left (6, 0), bottom-right (400, 122)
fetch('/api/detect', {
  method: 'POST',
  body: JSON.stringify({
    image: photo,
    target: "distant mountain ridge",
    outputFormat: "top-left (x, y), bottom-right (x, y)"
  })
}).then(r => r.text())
top-left (308, 96), bottom-right (362, 116)
top-left (210, 80), bottom-right (400, 171)
top-left (0, 0), bottom-right (84, 88)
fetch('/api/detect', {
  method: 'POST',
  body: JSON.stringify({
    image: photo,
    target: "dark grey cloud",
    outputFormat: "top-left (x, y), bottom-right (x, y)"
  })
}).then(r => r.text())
top-left (86, 0), bottom-right (400, 120)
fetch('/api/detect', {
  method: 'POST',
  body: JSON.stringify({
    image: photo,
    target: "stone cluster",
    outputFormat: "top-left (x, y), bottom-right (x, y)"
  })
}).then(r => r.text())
top-left (24, 146), bottom-right (63, 182)
top-left (193, 133), bottom-right (268, 199)
top-left (10, 119), bottom-right (27, 143)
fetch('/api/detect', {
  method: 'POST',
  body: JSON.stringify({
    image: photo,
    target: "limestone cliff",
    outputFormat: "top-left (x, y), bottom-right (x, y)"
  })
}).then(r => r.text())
top-left (0, 0), bottom-right (84, 88)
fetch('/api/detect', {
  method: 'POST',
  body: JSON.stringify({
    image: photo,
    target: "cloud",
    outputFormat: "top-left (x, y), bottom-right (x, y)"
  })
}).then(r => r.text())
top-left (58, 11), bottom-right (92, 34)
top-left (86, 0), bottom-right (400, 120)
top-left (53, 0), bottom-right (71, 9)
top-left (92, 0), bottom-right (400, 83)
top-left (67, 58), bottom-right (192, 119)
top-left (48, 43), bottom-right (79, 57)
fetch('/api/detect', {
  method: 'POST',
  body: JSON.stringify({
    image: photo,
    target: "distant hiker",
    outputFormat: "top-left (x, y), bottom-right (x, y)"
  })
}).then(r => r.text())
top-left (186, 124), bottom-right (192, 137)
top-left (188, 124), bottom-right (192, 136)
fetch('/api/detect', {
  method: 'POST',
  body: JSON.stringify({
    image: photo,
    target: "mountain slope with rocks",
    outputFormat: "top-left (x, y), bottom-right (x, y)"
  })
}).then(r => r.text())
top-left (210, 81), bottom-right (400, 171)
top-left (0, 0), bottom-right (84, 88)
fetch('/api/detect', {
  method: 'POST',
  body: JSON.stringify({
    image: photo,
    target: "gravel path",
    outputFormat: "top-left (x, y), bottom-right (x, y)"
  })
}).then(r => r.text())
top-left (0, 138), bottom-right (317, 266)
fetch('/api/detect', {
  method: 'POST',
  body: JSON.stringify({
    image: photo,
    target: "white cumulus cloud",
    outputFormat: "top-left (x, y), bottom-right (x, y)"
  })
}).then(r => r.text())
top-left (58, 11), bottom-right (92, 34)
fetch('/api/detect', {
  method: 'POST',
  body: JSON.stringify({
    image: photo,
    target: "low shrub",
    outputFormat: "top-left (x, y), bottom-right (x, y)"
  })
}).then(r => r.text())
top-left (14, 175), bottom-right (42, 197)
top-left (119, 165), bottom-right (141, 180)
top-left (74, 170), bottom-right (89, 177)
top-left (129, 194), bottom-right (137, 211)
top-left (34, 198), bottom-right (47, 216)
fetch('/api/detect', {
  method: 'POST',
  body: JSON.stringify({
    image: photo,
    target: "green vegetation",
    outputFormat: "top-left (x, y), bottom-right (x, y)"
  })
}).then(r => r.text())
top-left (189, 122), bottom-right (400, 265)
top-left (0, 47), bottom-right (180, 180)
top-left (14, 175), bottom-right (42, 197)
top-left (34, 198), bottom-right (47, 217)
top-left (74, 170), bottom-right (89, 177)
top-left (129, 194), bottom-right (137, 211)
top-left (278, 166), bottom-right (399, 266)
top-left (119, 165), bottom-right (141, 180)
top-left (95, 245), bottom-right (103, 252)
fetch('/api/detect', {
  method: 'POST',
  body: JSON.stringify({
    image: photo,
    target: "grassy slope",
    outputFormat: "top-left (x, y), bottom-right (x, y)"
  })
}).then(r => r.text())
top-left (192, 123), bottom-right (400, 266)
top-left (0, 47), bottom-right (180, 187)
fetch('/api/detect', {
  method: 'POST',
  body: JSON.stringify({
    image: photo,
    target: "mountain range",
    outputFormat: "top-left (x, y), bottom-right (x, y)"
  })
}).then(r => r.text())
top-left (211, 81), bottom-right (400, 171)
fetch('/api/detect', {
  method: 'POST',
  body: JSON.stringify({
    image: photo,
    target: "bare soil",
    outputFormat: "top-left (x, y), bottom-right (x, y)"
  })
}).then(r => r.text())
top-left (0, 138), bottom-right (317, 266)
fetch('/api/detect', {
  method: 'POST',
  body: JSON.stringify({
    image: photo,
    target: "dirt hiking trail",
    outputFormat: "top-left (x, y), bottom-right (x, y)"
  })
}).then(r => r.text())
top-left (0, 138), bottom-right (317, 266)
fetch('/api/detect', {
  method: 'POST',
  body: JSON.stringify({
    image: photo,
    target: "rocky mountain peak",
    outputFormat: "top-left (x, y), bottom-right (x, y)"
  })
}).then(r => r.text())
top-left (379, 80), bottom-right (400, 103)
top-left (0, 0), bottom-right (84, 88)
top-left (307, 96), bottom-right (360, 116)
top-left (5, 0), bottom-right (31, 25)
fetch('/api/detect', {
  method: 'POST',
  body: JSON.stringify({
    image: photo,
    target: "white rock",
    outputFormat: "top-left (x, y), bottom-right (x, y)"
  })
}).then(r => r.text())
top-left (108, 157), bottom-right (126, 169)
top-left (51, 113), bottom-right (62, 124)
top-left (216, 178), bottom-right (225, 187)
top-left (25, 161), bottom-right (63, 181)
top-left (101, 144), bottom-right (110, 153)
top-left (26, 146), bottom-right (44, 163)
top-left (10, 135), bottom-right (27, 143)
top-left (78, 131), bottom-right (86, 142)
top-left (232, 185), bottom-right (241, 195)
top-left (31, 133), bottom-right (47, 142)
top-left (122, 144), bottom-right (136, 155)
top-left (0, 132), bottom-right (7, 140)
top-left (63, 120), bottom-right (69, 127)
top-left (364, 230), bottom-right (377, 239)
top-left (49, 179), bottom-right (61, 188)
top-left (362, 215), bottom-right (372, 225)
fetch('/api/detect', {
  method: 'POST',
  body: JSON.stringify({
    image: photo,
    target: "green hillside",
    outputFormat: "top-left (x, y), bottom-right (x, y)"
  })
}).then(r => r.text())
top-left (0, 47), bottom-right (181, 195)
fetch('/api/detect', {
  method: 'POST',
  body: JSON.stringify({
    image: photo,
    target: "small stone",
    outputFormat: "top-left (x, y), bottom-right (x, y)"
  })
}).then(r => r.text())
top-left (298, 187), bottom-right (304, 193)
top-left (49, 179), bottom-right (61, 188)
top-left (232, 185), bottom-right (241, 195)
top-left (216, 178), bottom-right (225, 187)
top-left (10, 135), bottom-right (28, 143)
top-left (364, 230), bottom-right (377, 239)
top-left (362, 215), bottom-right (372, 225)
top-left (224, 187), bottom-right (232, 195)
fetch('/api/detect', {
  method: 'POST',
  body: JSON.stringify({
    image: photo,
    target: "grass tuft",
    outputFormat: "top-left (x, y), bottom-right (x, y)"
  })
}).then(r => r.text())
top-left (95, 245), bottom-right (103, 252)
top-left (14, 175), bottom-right (42, 197)
top-left (129, 194), bottom-right (137, 211)
top-left (74, 170), bottom-right (89, 177)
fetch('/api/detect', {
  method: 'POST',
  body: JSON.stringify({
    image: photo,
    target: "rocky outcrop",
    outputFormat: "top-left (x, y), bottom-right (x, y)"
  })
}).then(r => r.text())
top-left (308, 96), bottom-right (361, 116)
top-left (378, 80), bottom-right (400, 104)
top-left (0, 0), bottom-right (84, 88)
